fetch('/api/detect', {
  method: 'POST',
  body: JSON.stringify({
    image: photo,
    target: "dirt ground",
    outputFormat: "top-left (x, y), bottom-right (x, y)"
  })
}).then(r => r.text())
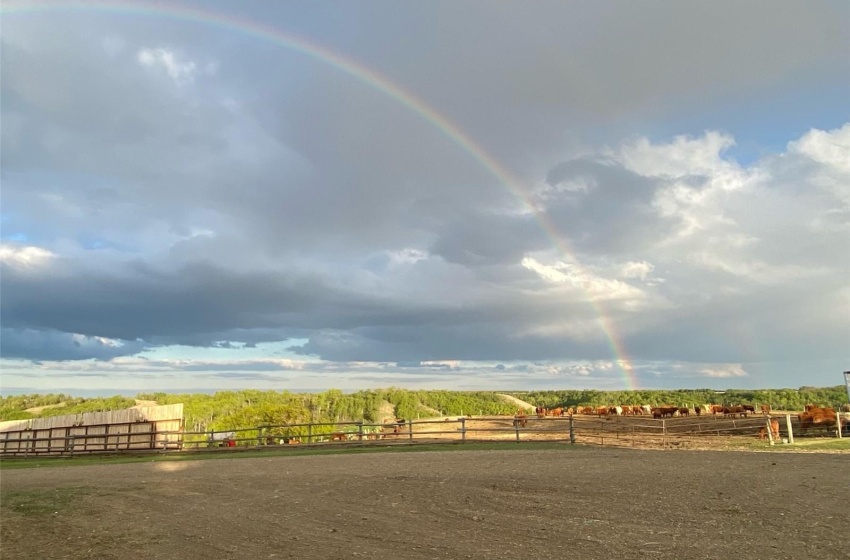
top-left (2, 447), bottom-right (848, 560)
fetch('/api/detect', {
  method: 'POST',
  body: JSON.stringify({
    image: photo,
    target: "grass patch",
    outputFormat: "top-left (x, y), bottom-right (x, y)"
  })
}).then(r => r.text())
top-left (723, 437), bottom-right (850, 452)
top-left (1, 486), bottom-right (91, 516)
top-left (0, 441), bottom-right (580, 470)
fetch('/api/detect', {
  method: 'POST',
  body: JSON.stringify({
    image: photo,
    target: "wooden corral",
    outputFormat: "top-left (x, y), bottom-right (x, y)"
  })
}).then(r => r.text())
top-left (3, 407), bottom-right (845, 459)
top-left (0, 404), bottom-right (183, 456)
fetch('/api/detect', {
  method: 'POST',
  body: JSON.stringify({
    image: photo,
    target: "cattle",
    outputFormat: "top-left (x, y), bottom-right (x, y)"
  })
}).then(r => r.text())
top-left (678, 407), bottom-right (690, 417)
top-left (535, 406), bottom-right (547, 417)
top-left (693, 406), bottom-right (701, 417)
top-left (580, 406), bottom-right (594, 415)
top-left (642, 405), bottom-right (653, 415)
top-left (610, 406), bottom-right (623, 416)
top-left (742, 405), bottom-right (756, 414)
top-left (710, 405), bottom-right (724, 415)
top-left (513, 411), bottom-right (528, 428)
top-left (651, 406), bottom-right (677, 419)
top-left (331, 432), bottom-right (347, 442)
top-left (723, 405), bottom-right (747, 418)
top-left (549, 407), bottom-right (564, 417)
top-left (760, 404), bottom-right (771, 415)
top-left (770, 419), bottom-right (779, 439)
top-left (596, 406), bottom-right (609, 416)
top-left (799, 407), bottom-right (837, 433)
top-left (659, 406), bottom-right (678, 418)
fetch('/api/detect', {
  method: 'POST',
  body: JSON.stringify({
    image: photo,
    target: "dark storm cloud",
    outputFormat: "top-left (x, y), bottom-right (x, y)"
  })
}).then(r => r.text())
top-left (543, 158), bottom-right (676, 254)
top-left (0, 328), bottom-right (147, 361)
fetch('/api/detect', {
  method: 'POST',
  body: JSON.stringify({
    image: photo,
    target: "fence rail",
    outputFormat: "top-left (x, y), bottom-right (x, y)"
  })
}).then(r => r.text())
top-left (0, 412), bottom-right (845, 458)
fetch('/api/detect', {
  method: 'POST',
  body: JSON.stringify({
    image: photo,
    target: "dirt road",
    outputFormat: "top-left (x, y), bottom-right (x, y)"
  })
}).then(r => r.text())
top-left (2, 447), bottom-right (847, 560)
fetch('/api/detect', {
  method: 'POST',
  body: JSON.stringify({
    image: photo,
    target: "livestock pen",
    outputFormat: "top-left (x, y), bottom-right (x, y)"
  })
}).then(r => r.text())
top-left (2, 409), bottom-right (845, 459)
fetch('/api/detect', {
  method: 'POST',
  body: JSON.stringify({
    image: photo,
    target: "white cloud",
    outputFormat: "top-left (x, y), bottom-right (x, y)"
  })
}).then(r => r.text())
top-left (0, 244), bottom-right (55, 269)
top-left (620, 261), bottom-right (654, 281)
top-left (521, 257), bottom-right (646, 302)
top-left (789, 123), bottom-right (850, 175)
top-left (137, 47), bottom-right (200, 85)
top-left (700, 364), bottom-right (748, 378)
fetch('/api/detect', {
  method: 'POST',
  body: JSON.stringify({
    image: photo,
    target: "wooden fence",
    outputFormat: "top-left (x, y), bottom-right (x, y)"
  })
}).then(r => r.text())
top-left (1, 411), bottom-right (844, 458)
top-left (0, 404), bottom-right (183, 456)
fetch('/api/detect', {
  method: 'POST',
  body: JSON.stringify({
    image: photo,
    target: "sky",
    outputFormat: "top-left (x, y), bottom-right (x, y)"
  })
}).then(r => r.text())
top-left (1, 0), bottom-right (849, 396)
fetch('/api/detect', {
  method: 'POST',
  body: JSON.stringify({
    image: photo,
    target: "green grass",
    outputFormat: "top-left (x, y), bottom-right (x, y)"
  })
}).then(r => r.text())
top-left (1, 486), bottom-right (92, 516)
top-left (725, 437), bottom-right (850, 452)
top-left (0, 441), bottom-right (576, 470)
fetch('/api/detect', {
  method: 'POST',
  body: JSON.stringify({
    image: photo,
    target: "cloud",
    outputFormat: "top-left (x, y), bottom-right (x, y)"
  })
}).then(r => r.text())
top-left (700, 365), bottom-right (748, 379)
top-left (0, 243), bottom-right (55, 269)
top-left (0, 328), bottom-right (147, 361)
top-left (1, 6), bottom-right (848, 389)
top-left (137, 47), bottom-right (203, 85)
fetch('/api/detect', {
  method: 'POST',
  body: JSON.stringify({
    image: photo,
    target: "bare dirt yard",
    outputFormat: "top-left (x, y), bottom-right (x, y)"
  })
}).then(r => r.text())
top-left (2, 447), bottom-right (848, 560)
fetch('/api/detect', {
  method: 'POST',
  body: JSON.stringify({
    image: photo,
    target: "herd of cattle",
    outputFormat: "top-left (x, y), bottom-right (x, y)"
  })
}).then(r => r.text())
top-left (529, 404), bottom-right (770, 419)
top-left (519, 403), bottom-right (850, 435)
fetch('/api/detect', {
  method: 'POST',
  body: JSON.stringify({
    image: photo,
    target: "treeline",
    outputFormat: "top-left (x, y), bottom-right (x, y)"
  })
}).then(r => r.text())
top-left (2, 387), bottom-right (846, 433)
top-left (507, 386), bottom-right (848, 411)
top-left (0, 394), bottom-right (137, 421)
top-left (135, 388), bottom-right (517, 434)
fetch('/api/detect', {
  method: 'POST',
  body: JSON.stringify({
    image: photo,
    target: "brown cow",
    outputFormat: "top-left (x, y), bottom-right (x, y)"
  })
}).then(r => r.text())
top-left (760, 404), bottom-right (771, 415)
top-left (331, 432), bottom-right (347, 442)
top-left (799, 408), bottom-right (836, 433)
top-left (513, 411), bottom-right (528, 428)
top-left (742, 405), bottom-right (756, 414)
top-left (550, 407), bottom-right (564, 417)
top-left (658, 406), bottom-right (678, 418)
top-left (758, 419), bottom-right (780, 440)
top-left (678, 407), bottom-right (690, 417)
top-left (723, 405), bottom-right (747, 418)
top-left (596, 406), bottom-right (609, 416)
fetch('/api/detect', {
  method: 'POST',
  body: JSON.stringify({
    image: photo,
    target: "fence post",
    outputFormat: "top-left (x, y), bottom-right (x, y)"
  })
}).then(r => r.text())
top-left (257, 426), bottom-right (263, 447)
top-left (569, 414), bottom-right (575, 444)
top-left (460, 417), bottom-right (466, 443)
top-left (407, 420), bottom-right (413, 442)
top-left (765, 418), bottom-right (775, 446)
top-left (837, 415), bottom-right (843, 439)
top-left (307, 423), bottom-right (313, 445)
top-left (515, 418), bottom-right (520, 442)
top-left (69, 436), bottom-right (75, 456)
top-left (358, 421), bottom-right (364, 442)
top-left (785, 414), bottom-right (794, 444)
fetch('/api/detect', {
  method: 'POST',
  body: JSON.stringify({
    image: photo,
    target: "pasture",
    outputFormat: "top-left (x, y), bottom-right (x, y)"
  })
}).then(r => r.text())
top-left (2, 447), bottom-right (847, 560)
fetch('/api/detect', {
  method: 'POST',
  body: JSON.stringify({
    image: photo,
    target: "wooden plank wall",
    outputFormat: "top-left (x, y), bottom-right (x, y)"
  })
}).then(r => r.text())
top-left (0, 404), bottom-right (183, 455)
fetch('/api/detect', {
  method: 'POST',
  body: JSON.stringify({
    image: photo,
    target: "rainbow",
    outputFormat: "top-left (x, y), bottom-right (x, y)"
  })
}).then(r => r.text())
top-left (2, 0), bottom-right (638, 389)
